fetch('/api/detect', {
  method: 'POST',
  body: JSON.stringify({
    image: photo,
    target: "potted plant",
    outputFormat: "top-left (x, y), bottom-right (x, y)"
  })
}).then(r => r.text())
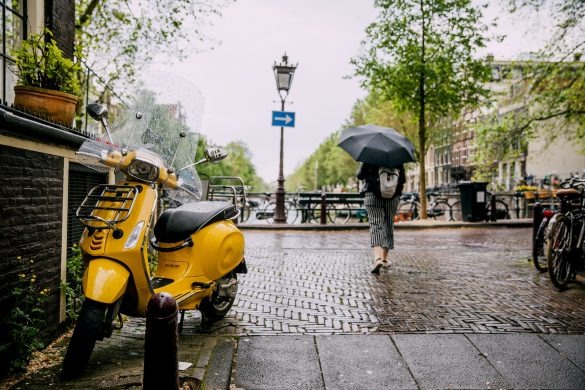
top-left (12, 28), bottom-right (81, 126)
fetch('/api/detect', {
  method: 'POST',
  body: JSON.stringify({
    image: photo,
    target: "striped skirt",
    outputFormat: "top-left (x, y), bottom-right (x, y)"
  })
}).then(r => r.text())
top-left (364, 192), bottom-right (400, 249)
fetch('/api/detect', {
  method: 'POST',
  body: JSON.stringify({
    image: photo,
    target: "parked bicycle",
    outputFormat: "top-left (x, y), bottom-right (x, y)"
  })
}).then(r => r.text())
top-left (254, 193), bottom-right (301, 224)
top-left (396, 190), bottom-right (452, 221)
top-left (288, 188), bottom-right (353, 225)
top-left (546, 178), bottom-right (585, 290)
top-left (239, 193), bottom-right (265, 222)
top-left (532, 206), bottom-right (556, 272)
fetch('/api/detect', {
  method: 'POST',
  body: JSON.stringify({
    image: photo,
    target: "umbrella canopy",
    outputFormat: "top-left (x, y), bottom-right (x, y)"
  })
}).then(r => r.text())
top-left (337, 124), bottom-right (416, 168)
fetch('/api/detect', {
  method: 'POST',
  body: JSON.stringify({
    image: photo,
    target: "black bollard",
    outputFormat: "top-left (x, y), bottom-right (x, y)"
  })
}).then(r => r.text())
top-left (320, 192), bottom-right (327, 225)
top-left (143, 292), bottom-right (179, 390)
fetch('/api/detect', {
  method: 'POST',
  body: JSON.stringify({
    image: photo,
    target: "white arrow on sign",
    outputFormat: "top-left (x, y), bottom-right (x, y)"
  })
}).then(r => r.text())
top-left (274, 114), bottom-right (293, 124)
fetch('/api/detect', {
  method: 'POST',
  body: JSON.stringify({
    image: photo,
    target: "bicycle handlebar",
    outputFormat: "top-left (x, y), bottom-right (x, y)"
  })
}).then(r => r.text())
top-left (560, 177), bottom-right (585, 189)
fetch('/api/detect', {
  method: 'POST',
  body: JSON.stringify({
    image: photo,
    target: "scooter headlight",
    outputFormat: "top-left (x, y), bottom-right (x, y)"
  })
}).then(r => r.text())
top-left (124, 221), bottom-right (145, 249)
top-left (128, 159), bottom-right (159, 182)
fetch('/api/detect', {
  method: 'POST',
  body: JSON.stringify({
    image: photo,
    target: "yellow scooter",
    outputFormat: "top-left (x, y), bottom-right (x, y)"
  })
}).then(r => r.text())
top-left (62, 74), bottom-right (246, 378)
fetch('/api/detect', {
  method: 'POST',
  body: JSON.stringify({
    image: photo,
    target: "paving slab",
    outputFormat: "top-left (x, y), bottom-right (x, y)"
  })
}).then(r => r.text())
top-left (317, 334), bottom-right (416, 390)
top-left (541, 334), bottom-right (585, 372)
top-left (203, 337), bottom-right (235, 390)
top-left (233, 335), bottom-right (324, 390)
top-left (468, 333), bottom-right (585, 389)
top-left (392, 334), bottom-right (508, 389)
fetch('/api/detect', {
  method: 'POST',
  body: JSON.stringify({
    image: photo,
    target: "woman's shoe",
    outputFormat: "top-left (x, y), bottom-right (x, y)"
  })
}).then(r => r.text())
top-left (371, 258), bottom-right (383, 274)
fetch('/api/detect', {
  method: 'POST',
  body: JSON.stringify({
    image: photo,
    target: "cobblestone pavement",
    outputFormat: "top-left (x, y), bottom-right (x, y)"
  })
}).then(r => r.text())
top-left (183, 227), bottom-right (585, 335)
top-left (7, 227), bottom-right (585, 389)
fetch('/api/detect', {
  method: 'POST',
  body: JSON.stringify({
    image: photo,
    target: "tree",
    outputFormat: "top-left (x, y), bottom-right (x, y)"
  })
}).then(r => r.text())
top-left (286, 132), bottom-right (359, 192)
top-left (196, 137), bottom-right (268, 192)
top-left (504, 0), bottom-right (585, 147)
top-left (75, 0), bottom-right (231, 95)
top-left (352, 0), bottom-right (493, 218)
top-left (346, 91), bottom-right (418, 149)
top-left (287, 90), bottom-right (423, 193)
top-left (472, 1), bottom-right (585, 181)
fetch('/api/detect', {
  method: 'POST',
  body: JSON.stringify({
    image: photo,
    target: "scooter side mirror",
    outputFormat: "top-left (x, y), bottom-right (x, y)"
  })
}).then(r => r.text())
top-left (204, 147), bottom-right (228, 163)
top-left (86, 103), bottom-right (114, 143)
top-left (86, 103), bottom-right (109, 121)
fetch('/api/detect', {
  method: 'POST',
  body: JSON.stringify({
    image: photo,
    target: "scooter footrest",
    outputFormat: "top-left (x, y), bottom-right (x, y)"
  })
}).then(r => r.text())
top-left (151, 277), bottom-right (174, 289)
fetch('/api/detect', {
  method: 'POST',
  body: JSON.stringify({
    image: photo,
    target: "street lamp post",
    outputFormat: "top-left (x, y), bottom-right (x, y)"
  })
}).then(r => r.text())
top-left (272, 53), bottom-right (297, 223)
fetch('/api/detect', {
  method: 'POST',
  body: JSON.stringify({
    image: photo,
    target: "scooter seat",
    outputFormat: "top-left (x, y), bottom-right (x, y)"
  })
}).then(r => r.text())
top-left (154, 201), bottom-right (237, 243)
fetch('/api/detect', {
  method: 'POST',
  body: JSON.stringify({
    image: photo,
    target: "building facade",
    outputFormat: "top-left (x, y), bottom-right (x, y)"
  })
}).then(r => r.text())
top-left (0, 0), bottom-right (107, 371)
top-left (406, 57), bottom-right (584, 193)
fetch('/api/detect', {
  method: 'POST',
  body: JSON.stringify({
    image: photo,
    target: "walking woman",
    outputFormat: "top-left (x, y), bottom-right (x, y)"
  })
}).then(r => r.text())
top-left (357, 162), bottom-right (406, 274)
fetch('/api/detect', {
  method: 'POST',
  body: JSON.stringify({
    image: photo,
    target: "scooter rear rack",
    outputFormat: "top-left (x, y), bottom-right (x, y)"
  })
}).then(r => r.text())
top-left (207, 176), bottom-right (247, 222)
top-left (76, 184), bottom-right (139, 229)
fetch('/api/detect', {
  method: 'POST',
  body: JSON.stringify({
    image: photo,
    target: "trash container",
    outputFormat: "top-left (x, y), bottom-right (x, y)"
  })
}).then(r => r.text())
top-left (457, 181), bottom-right (488, 222)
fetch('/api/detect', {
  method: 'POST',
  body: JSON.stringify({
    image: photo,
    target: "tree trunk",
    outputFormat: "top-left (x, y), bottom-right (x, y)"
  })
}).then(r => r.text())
top-left (418, 0), bottom-right (428, 219)
top-left (418, 118), bottom-right (427, 219)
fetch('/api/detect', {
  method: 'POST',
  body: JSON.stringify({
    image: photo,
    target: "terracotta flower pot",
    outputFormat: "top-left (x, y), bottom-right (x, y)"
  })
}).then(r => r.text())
top-left (14, 85), bottom-right (78, 126)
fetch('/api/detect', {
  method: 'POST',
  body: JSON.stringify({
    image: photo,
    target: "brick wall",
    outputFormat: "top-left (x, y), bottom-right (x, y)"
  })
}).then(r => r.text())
top-left (0, 145), bottom-right (63, 349)
top-left (45, 0), bottom-right (75, 59)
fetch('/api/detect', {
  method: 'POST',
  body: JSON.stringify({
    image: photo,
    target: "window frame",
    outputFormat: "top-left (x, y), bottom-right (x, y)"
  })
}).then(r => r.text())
top-left (0, 0), bottom-right (27, 103)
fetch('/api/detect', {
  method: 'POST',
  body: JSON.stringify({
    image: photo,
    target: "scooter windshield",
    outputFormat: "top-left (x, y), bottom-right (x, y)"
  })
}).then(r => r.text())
top-left (77, 70), bottom-right (205, 203)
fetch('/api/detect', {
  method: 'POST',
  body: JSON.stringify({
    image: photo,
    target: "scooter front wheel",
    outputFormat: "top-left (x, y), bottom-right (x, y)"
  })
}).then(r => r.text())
top-left (62, 299), bottom-right (107, 378)
top-left (200, 273), bottom-right (238, 321)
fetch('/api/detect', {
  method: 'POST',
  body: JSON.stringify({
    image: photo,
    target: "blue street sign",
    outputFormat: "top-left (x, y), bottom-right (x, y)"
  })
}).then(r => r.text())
top-left (272, 111), bottom-right (296, 127)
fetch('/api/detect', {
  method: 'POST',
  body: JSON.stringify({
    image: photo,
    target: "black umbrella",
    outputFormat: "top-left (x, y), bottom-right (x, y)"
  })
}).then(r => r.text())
top-left (337, 124), bottom-right (416, 168)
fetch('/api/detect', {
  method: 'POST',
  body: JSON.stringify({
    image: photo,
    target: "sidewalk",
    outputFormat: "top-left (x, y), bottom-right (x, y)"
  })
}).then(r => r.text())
top-left (11, 332), bottom-right (585, 389)
top-left (10, 225), bottom-right (585, 390)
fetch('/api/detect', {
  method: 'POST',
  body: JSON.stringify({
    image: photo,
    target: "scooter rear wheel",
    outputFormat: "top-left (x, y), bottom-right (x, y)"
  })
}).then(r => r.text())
top-left (62, 299), bottom-right (106, 378)
top-left (200, 273), bottom-right (238, 321)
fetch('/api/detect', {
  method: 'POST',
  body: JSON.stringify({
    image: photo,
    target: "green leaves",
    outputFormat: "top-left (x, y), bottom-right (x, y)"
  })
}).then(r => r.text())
top-left (352, 0), bottom-right (493, 217)
top-left (286, 131), bottom-right (359, 191)
top-left (75, 0), bottom-right (230, 92)
top-left (62, 245), bottom-right (85, 322)
top-left (2, 257), bottom-right (50, 372)
top-left (195, 137), bottom-right (268, 192)
top-left (13, 28), bottom-right (81, 95)
top-left (354, 0), bottom-right (491, 117)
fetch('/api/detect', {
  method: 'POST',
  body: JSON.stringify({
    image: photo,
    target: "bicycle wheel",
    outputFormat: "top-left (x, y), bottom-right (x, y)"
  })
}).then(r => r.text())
top-left (332, 203), bottom-right (351, 224)
top-left (285, 202), bottom-right (299, 224)
top-left (396, 201), bottom-right (420, 221)
top-left (262, 202), bottom-right (277, 223)
top-left (428, 200), bottom-right (451, 221)
top-left (533, 217), bottom-right (549, 272)
top-left (261, 201), bottom-right (298, 224)
top-left (486, 200), bottom-right (510, 221)
top-left (546, 215), bottom-right (573, 290)
top-left (311, 205), bottom-right (336, 224)
top-left (450, 201), bottom-right (462, 221)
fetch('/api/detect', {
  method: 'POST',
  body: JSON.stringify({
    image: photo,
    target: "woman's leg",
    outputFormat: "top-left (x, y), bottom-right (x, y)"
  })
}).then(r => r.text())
top-left (382, 197), bottom-right (400, 266)
top-left (364, 193), bottom-right (387, 273)
top-left (374, 246), bottom-right (385, 260)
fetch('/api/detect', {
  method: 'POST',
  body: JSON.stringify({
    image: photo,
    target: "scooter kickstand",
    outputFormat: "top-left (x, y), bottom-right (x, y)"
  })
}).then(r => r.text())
top-left (113, 313), bottom-right (124, 330)
top-left (178, 310), bottom-right (185, 333)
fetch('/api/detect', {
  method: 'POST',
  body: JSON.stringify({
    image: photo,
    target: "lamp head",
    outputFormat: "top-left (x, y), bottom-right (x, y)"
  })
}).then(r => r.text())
top-left (273, 53), bottom-right (297, 94)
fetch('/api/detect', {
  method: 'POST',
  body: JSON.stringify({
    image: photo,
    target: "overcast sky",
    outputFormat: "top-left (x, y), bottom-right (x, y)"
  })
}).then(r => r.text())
top-left (167, 0), bottom-right (551, 183)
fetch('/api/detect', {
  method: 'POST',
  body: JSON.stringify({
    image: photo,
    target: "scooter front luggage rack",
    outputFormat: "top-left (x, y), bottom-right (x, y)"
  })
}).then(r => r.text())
top-left (76, 184), bottom-right (139, 229)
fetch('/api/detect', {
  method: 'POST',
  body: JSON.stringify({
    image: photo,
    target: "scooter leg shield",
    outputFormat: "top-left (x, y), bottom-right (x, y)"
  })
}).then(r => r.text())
top-left (83, 259), bottom-right (130, 304)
